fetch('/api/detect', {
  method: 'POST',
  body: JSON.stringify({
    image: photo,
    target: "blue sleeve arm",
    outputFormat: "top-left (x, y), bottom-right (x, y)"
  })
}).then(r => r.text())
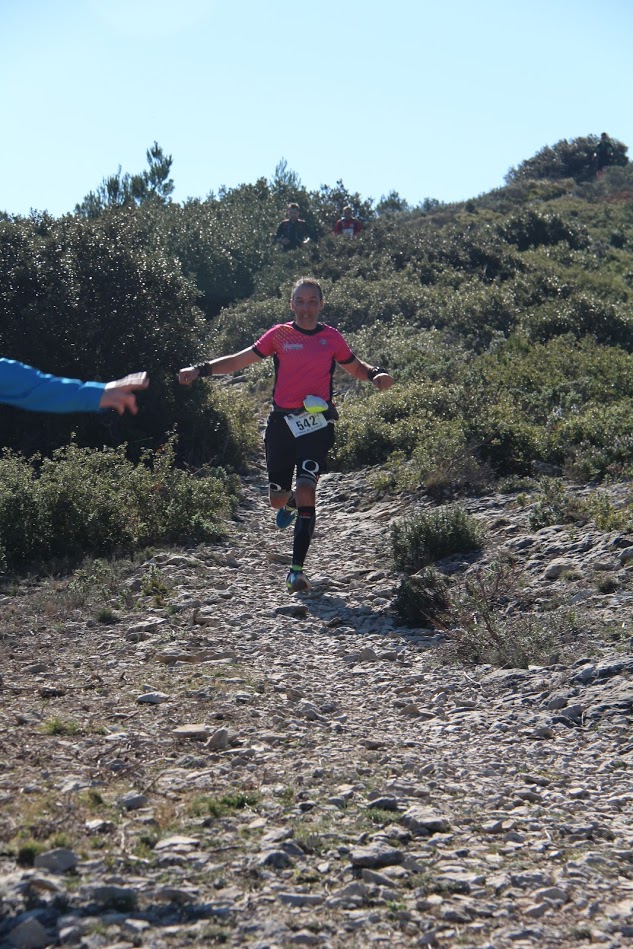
top-left (0, 359), bottom-right (105, 413)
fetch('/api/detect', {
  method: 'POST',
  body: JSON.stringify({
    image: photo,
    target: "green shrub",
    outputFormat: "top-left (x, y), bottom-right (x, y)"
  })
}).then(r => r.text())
top-left (390, 504), bottom-right (485, 573)
top-left (528, 477), bottom-right (633, 531)
top-left (42, 718), bottom-right (81, 736)
top-left (505, 134), bottom-right (628, 185)
top-left (0, 437), bottom-right (238, 571)
top-left (188, 792), bottom-right (259, 819)
top-left (440, 559), bottom-right (561, 667)
top-left (586, 490), bottom-right (633, 532)
top-left (498, 209), bottom-right (590, 251)
top-left (528, 477), bottom-right (587, 530)
top-left (171, 384), bottom-right (259, 470)
top-left (0, 210), bottom-right (260, 467)
top-left (6, 135), bottom-right (633, 499)
top-left (523, 296), bottom-right (633, 347)
top-left (443, 611), bottom-right (559, 668)
top-left (392, 568), bottom-right (450, 626)
top-left (465, 399), bottom-right (545, 477)
top-left (557, 403), bottom-right (633, 480)
top-left (332, 382), bottom-right (465, 472)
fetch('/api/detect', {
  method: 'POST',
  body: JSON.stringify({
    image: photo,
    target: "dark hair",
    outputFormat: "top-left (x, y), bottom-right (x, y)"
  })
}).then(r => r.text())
top-left (291, 277), bottom-right (323, 302)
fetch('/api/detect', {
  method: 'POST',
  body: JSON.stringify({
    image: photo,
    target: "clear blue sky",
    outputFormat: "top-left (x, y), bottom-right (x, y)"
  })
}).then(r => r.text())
top-left (2, 0), bottom-right (632, 217)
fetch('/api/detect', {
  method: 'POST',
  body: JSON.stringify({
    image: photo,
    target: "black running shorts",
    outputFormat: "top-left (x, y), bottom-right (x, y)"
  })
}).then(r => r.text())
top-left (264, 412), bottom-right (335, 492)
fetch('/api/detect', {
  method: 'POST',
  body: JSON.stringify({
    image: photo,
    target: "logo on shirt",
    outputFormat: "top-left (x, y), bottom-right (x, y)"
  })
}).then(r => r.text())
top-left (283, 343), bottom-right (304, 351)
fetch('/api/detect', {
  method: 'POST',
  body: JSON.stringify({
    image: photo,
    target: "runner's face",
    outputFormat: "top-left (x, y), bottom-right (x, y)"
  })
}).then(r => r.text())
top-left (290, 285), bottom-right (324, 329)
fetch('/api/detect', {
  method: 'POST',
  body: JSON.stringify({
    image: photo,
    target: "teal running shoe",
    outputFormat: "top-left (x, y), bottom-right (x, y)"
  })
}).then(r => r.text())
top-left (276, 505), bottom-right (297, 529)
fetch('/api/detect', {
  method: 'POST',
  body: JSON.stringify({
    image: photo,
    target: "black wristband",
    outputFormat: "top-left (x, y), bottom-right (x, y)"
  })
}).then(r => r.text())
top-left (367, 366), bottom-right (387, 382)
top-left (195, 363), bottom-right (212, 378)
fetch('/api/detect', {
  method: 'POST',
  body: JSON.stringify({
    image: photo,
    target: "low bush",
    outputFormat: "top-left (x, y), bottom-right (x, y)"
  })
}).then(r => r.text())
top-left (443, 611), bottom-right (559, 668)
top-left (332, 381), bottom-right (465, 472)
top-left (440, 558), bottom-right (561, 667)
top-left (528, 477), bottom-right (633, 531)
top-left (391, 504), bottom-right (485, 574)
top-left (392, 568), bottom-right (450, 627)
top-left (557, 403), bottom-right (633, 480)
top-left (0, 437), bottom-right (238, 571)
top-left (505, 134), bottom-right (628, 185)
top-left (527, 477), bottom-right (587, 531)
top-left (498, 209), bottom-right (590, 252)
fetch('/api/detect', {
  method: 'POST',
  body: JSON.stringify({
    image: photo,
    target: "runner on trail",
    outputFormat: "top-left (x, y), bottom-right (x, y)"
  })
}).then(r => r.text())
top-left (0, 359), bottom-right (149, 415)
top-left (178, 276), bottom-right (394, 594)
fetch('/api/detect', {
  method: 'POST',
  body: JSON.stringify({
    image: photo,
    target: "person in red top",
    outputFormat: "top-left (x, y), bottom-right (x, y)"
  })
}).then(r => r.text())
top-left (333, 206), bottom-right (362, 238)
top-left (178, 277), bottom-right (393, 594)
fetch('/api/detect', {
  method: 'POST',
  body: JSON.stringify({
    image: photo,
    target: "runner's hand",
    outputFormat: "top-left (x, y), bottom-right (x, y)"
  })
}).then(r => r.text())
top-left (372, 372), bottom-right (394, 392)
top-left (178, 367), bottom-right (200, 386)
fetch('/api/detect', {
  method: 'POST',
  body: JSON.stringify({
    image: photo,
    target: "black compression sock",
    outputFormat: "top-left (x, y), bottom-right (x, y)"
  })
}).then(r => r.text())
top-left (292, 505), bottom-right (315, 568)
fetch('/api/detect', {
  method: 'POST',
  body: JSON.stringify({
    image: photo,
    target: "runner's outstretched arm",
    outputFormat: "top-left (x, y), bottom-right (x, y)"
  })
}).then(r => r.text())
top-left (341, 357), bottom-right (394, 392)
top-left (178, 348), bottom-right (262, 386)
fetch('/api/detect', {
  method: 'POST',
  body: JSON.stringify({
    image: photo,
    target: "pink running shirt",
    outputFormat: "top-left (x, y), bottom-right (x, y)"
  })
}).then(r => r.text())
top-left (253, 322), bottom-right (354, 409)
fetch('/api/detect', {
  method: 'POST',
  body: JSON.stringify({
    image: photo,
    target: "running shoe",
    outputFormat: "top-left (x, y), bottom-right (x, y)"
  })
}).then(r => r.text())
top-left (286, 569), bottom-right (311, 594)
top-left (275, 505), bottom-right (297, 529)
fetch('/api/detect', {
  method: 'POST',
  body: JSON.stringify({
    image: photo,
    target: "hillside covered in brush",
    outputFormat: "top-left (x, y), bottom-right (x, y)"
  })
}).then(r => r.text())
top-left (1, 133), bottom-right (632, 568)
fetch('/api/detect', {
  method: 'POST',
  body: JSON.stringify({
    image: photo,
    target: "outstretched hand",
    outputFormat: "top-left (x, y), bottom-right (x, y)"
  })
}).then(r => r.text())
top-left (100, 372), bottom-right (149, 415)
top-left (178, 366), bottom-right (200, 386)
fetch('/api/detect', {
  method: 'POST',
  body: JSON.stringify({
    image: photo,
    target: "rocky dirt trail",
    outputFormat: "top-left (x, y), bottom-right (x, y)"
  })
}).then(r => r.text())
top-left (1, 465), bottom-right (633, 948)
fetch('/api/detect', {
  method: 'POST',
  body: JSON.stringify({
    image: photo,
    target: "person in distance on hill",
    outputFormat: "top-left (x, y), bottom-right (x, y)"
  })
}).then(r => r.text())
top-left (333, 205), bottom-right (362, 238)
top-left (0, 358), bottom-right (149, 415)
top-left (178, 276), bottom-right (393, 595)
top-left (274, 202), bottom-right (310, 250)
top-left (593, 132), bottom-right (615, 178)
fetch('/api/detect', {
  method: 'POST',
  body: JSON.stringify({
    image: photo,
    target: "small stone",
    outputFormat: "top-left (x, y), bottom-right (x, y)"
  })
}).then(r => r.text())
top-left (173, 724), bottom-right (212, 739)
top-left (118, 791), bottom-right (149, 811)
top-left (206, 727), bottom-right (230, 749)
top-left (136, 691), bottom-right (169, 704)
top-left (258, 849), bottom-right (294, 868)
top-left (543, 558), bottom-right (571, 580)
top-left (91, 885), bottom-right (138, 910)
top-left (524, 901), bottom-right (549, 918)
top-left (154, 835), bottom-right (200, 851)
top-left (7, 917), bottom-right (51, 948)
top-left (535, 885), bottom-right (568, 903)
top-left (277, 891), bottom-right (324, 906)
top-left (349, 842), bottom-right (404, 869)
top-left (400, 806), bottom-right (450, 836)
top-left (85, 819), bottom-right (115, 834)
top-left (33, 848), bottom-right (78, 873)
top-left (154, 886), bottom-right (197, 904)
top-left (367, 796), bottom-right (400, 812)
top-left (357, 647), bottom-right (378, 661)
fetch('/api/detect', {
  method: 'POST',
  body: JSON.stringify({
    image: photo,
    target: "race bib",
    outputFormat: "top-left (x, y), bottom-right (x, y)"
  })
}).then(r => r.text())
top-left (285, 411), bottom-right (328, 438)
